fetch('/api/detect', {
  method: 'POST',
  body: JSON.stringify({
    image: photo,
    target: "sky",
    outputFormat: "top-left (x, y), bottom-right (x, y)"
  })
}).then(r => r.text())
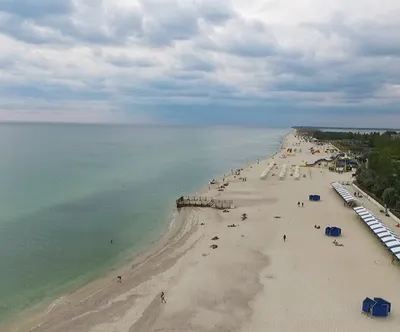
top-left (0, 0), bottom-right (400, 127)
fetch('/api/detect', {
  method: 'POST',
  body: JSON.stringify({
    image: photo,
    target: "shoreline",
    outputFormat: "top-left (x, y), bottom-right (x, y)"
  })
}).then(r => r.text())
top-left (3, 204), bottom-right (194, 331)
top-left (4, 131), bottom-right (290, 332)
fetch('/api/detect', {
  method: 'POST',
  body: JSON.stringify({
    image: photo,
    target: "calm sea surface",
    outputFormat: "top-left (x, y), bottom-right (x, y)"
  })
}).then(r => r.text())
top-left (0, 123), bottom-right (289, 321)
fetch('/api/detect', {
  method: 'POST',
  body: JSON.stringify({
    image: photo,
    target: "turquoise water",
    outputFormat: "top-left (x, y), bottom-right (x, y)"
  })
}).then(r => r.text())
top-left (0, 123), bottom-right (288, 321)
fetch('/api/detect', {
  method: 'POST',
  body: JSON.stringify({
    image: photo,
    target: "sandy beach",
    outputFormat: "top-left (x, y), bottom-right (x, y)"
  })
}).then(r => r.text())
top-left (5, 130), bottom-right (400, 332)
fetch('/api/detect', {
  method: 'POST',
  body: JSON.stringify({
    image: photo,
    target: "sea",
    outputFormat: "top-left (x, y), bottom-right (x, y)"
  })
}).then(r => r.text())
top-left (0, 123), bottom-right (289, 322)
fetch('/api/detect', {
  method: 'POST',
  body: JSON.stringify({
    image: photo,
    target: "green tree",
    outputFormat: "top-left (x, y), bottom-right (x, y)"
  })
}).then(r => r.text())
top-left (306, 129), bottom-right (400, 208)
top-left (357, 168), bottom-right (376, 191)
top-left (372, 177), bottom-right (389, 197)
top-left (395, 198), bottom-right (400, 211)
top-left (382, 187), bottom-right (397, 208)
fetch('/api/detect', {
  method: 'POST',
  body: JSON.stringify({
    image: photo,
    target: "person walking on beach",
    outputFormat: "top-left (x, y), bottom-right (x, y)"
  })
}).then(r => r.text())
top-left (297, 201), bottom-right (300, 207)
top-left (283, 234), bottom-right (287, 242)
top-left (161, 291), bottom-right (166, 304)
top-left (301, 202), bottom-right (304, 207)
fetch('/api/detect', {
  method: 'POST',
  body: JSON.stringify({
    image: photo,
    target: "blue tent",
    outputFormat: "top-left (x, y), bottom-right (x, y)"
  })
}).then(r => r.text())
top-left (325, 226), bottom-right (341, 237)
top-left (374, 298), bottom-right (391, 315)
top-left (362, 297), bottom-right (391, 317)
top-left (362, 297), bottom-right (375, 313)
top-left (330, 227), bottom-right (341, 237)
top-left (309, 195), bottom-right (321, 201)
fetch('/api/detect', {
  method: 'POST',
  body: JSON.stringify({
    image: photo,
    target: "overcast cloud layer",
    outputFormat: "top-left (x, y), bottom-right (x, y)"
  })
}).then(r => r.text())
top-left (0, 0), bottom-right (400, 126)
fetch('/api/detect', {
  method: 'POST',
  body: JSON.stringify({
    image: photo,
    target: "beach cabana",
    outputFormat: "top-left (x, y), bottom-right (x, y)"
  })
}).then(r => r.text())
top-left (362, 297), bottom-right (376, 314)
top-left (325, 226), bottom-right (341, 237)
top-left (362, 297), bottom-right (391, 317)
top-left (353, 206), bottom-right (400, 260)
top-left (330, 182), bottom-right (357, 207)
top-left (373, 298), bottom-right (391, 316)
top-left (309, 194), bottom-right (321, 201)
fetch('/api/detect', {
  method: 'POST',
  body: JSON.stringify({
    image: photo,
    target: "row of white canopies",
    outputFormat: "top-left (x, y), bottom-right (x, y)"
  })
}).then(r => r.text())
top-left (331, 182), bottom-right (400, 260)
top-left (260, 163), bottom-right (275, 180)
top-left (354, 206), bottom-right (400, 260)
top-left (260, 163), bottom-right (289, 180)
top-left (331, 182), bottom-right (356, 203)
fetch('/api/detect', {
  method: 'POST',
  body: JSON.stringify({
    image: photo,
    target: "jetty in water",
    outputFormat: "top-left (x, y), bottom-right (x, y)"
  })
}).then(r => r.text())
top-left (176, 196), bottom-right (234, 209)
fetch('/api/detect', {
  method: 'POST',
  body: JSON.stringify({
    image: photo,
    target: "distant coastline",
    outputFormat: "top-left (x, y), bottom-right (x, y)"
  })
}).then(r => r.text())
top-left (292, 125), bottom-right (400, 131)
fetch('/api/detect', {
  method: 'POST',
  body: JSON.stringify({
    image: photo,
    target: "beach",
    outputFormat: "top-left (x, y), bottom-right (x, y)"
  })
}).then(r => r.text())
top-left (6, 130), bottom-right (400, 332)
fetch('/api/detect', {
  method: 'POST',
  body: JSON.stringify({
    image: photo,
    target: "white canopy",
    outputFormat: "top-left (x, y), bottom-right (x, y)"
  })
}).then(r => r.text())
top-left (353, 206), bottom-right (400, 260)
top-left (331, 182), bottom-right (357, 203)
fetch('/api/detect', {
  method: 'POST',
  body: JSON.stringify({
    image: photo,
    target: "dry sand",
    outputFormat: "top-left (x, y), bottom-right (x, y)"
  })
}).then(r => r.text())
top-left (5, 131), bottom-right (400, 332)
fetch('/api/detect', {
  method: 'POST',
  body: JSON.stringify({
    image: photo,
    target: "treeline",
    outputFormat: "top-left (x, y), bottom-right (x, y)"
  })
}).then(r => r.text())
top-left (299, 129), bottom-right (400, 212)
top-left (299, 129), bottom-right (398, 147)
top-left (356, 133), bottom-right (400, 211)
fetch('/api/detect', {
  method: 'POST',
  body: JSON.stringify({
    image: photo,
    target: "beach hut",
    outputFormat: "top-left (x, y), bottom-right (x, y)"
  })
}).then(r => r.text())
top-left (373, 298), bottom-right (391, 317)
top-left (325, 226), bottom-right (341, 237)
top-left (362, 297), bottom-right (391, 317)
top-left (362, 297), bottom-right (376, 314)
top-left (325, 227), bottom-right (331, 236)
top-left (330, 227), bottom-right (341, 236)
top-left (309, 194), bottom-right (321, 201)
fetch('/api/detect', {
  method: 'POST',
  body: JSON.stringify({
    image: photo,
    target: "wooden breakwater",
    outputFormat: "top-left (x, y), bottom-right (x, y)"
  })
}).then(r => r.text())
top-left (176, 196), bottom-right (234, 209)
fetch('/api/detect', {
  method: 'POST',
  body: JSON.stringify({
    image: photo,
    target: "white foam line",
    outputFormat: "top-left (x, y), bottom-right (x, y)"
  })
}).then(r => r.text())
top-left (45, 296), bottom-right (66, 316)
top-left (28, 297), bottom-right (67, 332)
top-left (80, 288), bottom-right (105, 304)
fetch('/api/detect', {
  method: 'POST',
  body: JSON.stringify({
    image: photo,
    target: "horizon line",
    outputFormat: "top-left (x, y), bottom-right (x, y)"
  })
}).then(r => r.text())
top-left (292, 126), bottom-right (400, 131)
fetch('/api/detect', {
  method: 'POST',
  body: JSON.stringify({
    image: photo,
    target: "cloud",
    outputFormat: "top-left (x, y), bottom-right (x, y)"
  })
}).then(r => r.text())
top-left (180, 54), bottom-right (215, 72)
top-left (302, 14), bottom-right (400, 58)
top-left (0, 0), bottom-right (400, 126)
top-left (197, 18), bottom-right (278, 58)
top-left (105, 55), bottom-right (155, 68)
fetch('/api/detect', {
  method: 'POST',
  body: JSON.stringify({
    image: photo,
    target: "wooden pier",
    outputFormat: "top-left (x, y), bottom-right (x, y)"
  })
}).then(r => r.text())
top-left (176, 196), bottom-right (234, 209)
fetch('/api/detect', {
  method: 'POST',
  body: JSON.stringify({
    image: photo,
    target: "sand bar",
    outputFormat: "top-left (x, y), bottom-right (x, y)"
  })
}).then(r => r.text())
top-left (5, 130), bottom-right (400, 332)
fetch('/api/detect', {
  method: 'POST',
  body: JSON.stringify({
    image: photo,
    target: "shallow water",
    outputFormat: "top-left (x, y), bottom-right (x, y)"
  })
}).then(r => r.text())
top-left (0, 123), bottom-right (289, 321)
